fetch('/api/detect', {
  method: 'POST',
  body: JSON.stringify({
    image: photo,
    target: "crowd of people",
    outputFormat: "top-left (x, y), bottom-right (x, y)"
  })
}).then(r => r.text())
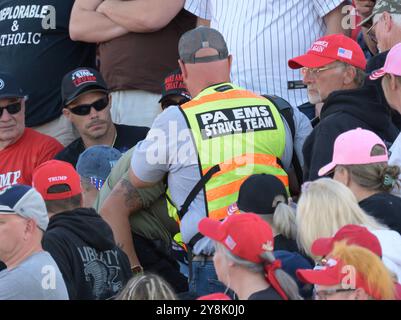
top-left (1, 0), bottom-right (401, 300)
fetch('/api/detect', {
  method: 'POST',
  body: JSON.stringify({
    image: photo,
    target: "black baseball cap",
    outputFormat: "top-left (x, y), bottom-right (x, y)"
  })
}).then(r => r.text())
top-left (61, 67), bottom-right (108, 107)
top-left (159, 69), bottom-right (191, 103)
top-left (236, 174), bottom-right (288, 215)
top-left (179, 26), bottom-right (229, 64)
top-left (0, 72), bottom-right (26, 100)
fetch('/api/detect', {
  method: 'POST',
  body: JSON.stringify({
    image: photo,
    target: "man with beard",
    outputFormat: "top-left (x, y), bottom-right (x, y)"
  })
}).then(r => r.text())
top-left (55, 68), bottom-right (149, 167)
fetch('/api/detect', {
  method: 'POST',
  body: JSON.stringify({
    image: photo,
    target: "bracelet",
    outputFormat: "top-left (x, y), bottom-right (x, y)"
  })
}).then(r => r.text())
top-left (131, 265), bottom-right (144, 274)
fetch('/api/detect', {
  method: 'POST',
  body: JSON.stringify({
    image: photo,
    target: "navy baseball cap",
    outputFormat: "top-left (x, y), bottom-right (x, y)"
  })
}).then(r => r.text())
top-left (0, 184), bottom-right (49, 231)
top-left (0, 72), bottom-right (26, 100)
top-left (61, 67), bottom-right (109, 107)
top-left (76, 145), bottom-right (122, 190)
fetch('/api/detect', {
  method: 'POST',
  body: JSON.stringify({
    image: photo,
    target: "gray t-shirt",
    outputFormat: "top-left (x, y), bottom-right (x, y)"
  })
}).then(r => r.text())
top-left (131, 105), bottom-right (292, 255)
top-left (0, 251), bottom-right (69, 300)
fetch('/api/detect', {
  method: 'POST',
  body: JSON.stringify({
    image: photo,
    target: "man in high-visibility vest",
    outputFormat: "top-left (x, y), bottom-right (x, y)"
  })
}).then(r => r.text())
top-left (129, 26), bottom-right (293, 297)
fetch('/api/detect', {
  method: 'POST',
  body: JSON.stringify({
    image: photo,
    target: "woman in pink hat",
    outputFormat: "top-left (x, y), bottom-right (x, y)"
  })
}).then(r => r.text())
top-left (318, 127), bottom-right (401, 235)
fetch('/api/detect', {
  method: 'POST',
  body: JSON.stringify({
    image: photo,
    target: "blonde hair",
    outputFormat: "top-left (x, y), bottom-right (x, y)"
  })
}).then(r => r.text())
top-left (273, 203), bottom-right (297, 240)
top-left (331, 241), bottom-right (396, 300)
top-left (116, 273), bottom-right (176, 300)
top-left (296, 178), bottom-right (387, 259)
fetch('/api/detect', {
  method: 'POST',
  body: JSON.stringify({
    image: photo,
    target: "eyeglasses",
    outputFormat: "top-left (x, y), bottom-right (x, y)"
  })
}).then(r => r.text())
top-left (68, 96), bottom-right (109, 116)
top-left (301, 65), bottom-right (344, 78)
top-left (313, 288), bottom-right (356, 300)
top-left (0, 101), bottom-right (22, 118)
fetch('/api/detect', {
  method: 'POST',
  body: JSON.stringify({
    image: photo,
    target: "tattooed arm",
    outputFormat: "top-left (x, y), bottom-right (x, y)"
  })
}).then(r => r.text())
top-left (100, 178), bottom-right (142, 267)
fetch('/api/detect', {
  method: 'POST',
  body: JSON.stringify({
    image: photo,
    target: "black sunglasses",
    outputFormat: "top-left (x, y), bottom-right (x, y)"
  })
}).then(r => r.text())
top-left (69, 96), bottom-right (109, 116)
top-left (0, 102), bottom-right (22, 118)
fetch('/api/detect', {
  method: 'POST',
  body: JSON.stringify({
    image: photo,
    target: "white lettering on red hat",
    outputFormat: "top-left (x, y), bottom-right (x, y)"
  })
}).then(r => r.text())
top-left (71, 70), bottom-right (97, 87)
top-left (311, 41), bottom-right (329, 53)
top-left (225, 235), bottom-right (237, 250)
top-left (48, 176), bottom-right (67, 183)
top-left (337, 47), bottom-right (353, 60)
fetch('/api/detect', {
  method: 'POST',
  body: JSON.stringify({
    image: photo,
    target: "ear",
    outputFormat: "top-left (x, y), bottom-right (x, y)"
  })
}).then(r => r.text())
top-left (382, 12), bottom-right (392, 32)
top-left (178, 59), bottom-right (188, 81)
top-left (389, 74), bottom-right (398, 91)
top-left (227, 54), bottom-right (233, 70)
top-left (62, 108), bottom-right (72, 121)
top-left (24, 219), bottom-right (36, 239)
top-left (343, 66), bottom-right (356, 86)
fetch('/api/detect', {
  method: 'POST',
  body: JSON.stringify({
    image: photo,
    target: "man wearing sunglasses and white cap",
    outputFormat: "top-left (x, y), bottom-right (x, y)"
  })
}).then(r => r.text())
top-left (55, 67), bottom-right (149, 167)
top-left (0, 73), bottom-right (64, 189)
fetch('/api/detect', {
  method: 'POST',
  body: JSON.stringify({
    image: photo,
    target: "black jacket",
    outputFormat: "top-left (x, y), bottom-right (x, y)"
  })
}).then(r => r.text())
top-left (303, 87), bottom-right (399, 181)
top-left (42, 208), bottom-right (132, 300)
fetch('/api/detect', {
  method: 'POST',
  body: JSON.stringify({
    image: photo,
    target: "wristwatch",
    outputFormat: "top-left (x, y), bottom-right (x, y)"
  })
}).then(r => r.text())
top-left (131, 265), bottom-right (144, 274)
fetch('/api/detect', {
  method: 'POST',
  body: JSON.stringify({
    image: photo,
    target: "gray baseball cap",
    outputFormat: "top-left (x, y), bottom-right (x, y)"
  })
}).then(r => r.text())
top-left (178, 26), bottom-right (229, 64)
top-left (359, 0), bottom-right (401, 27)
top-left (76, 145), bottom-right (122, 190)
top-left (0, 185), bottom-right (49, 231)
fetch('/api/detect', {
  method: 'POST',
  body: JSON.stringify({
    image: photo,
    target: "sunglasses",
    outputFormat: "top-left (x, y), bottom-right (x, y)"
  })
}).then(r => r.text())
top-left (69, 96), bottom-right (109, 116)
top-left (0, 102), bottom-right (22, 118)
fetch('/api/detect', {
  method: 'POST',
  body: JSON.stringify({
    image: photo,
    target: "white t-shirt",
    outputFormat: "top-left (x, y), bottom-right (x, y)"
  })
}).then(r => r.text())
top-left (185, 0), bottom-right (344, 107)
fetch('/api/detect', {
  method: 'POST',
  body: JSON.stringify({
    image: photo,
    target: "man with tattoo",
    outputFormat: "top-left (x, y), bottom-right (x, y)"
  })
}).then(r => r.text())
top-left (32, 159), bottom-right (132, 300)
top-left (94, 147), bottom-right (188, 293)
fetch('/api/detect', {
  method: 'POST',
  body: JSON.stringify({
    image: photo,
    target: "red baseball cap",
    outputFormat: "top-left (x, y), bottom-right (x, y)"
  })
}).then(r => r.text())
top-left (198, 213), bottom-right (274, 264)
top-left (296, 257), bottom-right (379, 299)
top-left (197, 293), bottom-right (231, 300)
top-left (32, 160), bottom-right (81, 201)
top-left (311, 224), bottom-right (382, 258)
top-left (288, 34), bottom-right (366, 70)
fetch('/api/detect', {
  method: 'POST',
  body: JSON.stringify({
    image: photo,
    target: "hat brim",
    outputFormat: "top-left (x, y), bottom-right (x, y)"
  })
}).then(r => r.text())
top-left (158, 91), bottom-right (191, 103)
top-left (198, 217), bottom-right (225, 242)
top-left (318, 161), bottom-right (337, 177)
top-left (296, 268), bottom-right (339, 286)
top-left (311, 237), bottom-right (334, 257)
top-left (369, 68), bottom-right (386, 81)
top-left (288, 54), bottom-right (336, 69)
top-left (63, 85), bottom-right (109, 106)
top-left (0, 93), bottom-right (26, 100)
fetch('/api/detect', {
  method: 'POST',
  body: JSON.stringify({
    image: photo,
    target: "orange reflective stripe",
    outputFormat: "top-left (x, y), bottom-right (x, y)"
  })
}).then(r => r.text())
top-left (206, 174), bottom-right (288, 203)
top-left (202, 154), bottom-right (280, 177)
top-left (208, 206), bottom-right (231, 221)
top-left (181, 89), bottom-right (264, 110)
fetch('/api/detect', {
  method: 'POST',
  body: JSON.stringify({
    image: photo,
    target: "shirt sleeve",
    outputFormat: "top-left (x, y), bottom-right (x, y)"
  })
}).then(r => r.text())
top-left (184, 0), bottom-right (212, 20)
top-left (313, 0), bottom-right (345, 18)
top-left (131, 107), bottom-right (181, 184)
top-left (292, 107), bottom-right (313, 168)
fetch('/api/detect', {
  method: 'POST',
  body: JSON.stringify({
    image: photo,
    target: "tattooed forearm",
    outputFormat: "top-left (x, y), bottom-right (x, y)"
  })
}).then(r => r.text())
top-left (117, 178), bottom-right (144, 211)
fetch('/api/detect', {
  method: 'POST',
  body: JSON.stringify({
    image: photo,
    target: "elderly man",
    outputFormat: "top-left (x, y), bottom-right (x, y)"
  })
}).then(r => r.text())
top-left (0, 73), bottom-right (63, 189)
top-left (129, 26), bottom-right (294, 297)
top-left (288, 34), bottom-right (399, 181)
top-left (357, 0), bottom-right (401, 54)
top-left (0, 184), bottom-right (68, 299)
top-left (55, 68), bottom-right (149, 167)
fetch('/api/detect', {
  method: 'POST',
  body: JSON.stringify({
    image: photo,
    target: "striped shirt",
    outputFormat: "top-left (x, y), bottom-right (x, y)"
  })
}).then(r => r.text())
top-left (185, 0), bottom-right (344, 107)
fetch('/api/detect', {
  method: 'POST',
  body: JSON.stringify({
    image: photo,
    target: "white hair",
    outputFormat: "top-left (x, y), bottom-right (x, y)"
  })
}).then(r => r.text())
top-left (373, 12), bottom-right (401, 27)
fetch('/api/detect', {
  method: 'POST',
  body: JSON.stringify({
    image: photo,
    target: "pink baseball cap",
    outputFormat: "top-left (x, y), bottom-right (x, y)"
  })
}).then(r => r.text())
top-left (318, 128), bottom-right (388, 176)
top-left (370, 42), bottom-right (401, 80)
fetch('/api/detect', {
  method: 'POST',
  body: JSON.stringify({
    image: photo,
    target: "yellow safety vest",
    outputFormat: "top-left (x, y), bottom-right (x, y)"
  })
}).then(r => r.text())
top-left (175, 82), bottom-right (288, 229)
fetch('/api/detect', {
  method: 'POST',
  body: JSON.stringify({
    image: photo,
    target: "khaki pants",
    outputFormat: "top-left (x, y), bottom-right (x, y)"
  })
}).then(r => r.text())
top-left (110, 90), bottom-right (162, 128)
top-left (32, 114), bottom-right (79, 147)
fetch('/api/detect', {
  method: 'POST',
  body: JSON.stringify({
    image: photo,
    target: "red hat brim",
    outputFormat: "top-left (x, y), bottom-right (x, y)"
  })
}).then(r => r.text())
top-left (198, 218), bottom-right (225, 242)
top-left (288, 53), bottom-right (337, 69)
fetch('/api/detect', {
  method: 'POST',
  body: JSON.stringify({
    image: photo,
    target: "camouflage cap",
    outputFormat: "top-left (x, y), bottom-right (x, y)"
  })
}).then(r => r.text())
top-left (359, 0), bottom-right (401, 27)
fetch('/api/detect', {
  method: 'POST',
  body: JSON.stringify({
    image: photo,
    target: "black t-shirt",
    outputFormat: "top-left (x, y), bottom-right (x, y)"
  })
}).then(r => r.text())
top-left (55, 124), bottom-right (149, 167)
top-left (359, 193), bottom-right (401, 234)
top-left (248, 286), bottom-right (283, 300)
top-left (0, 0), bottom-right (96, 126)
